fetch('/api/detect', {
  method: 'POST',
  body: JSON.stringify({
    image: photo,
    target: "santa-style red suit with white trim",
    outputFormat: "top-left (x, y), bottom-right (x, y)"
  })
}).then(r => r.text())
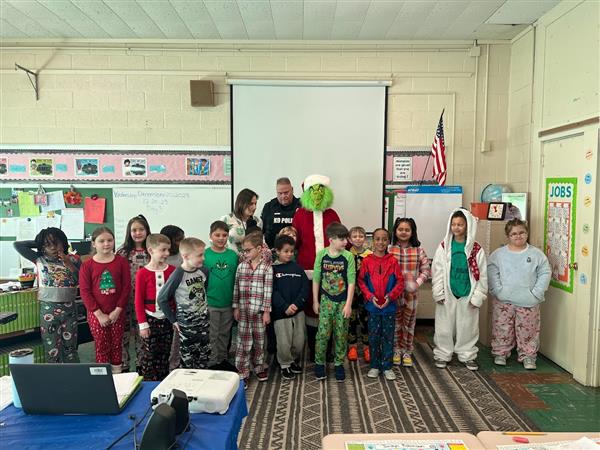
top-left (292, 207), bottom-right (340, 319)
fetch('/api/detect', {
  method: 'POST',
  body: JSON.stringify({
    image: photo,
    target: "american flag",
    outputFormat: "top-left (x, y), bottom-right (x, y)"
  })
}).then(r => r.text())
top-left (431, 111), bottom-right (447, 186)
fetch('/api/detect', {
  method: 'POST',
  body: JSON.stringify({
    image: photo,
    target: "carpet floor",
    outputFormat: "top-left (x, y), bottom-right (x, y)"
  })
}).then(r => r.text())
top-left (239, 340), bottom-right (536, 450)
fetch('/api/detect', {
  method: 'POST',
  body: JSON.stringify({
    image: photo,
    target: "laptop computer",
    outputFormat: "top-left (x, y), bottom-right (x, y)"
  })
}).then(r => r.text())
top-left (10, 363), bottom-right (143, 415)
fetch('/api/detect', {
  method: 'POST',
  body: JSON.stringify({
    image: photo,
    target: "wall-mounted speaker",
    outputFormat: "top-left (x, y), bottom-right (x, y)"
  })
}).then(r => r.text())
top-left (139, 403), bottom-right (176, 450)
top-left (190, 80), bottom-right (214, 107)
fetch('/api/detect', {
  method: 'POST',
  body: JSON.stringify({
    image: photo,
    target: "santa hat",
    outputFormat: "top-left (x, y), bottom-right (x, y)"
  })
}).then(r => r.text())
top-left (303, 174), bottom-right (330, 191)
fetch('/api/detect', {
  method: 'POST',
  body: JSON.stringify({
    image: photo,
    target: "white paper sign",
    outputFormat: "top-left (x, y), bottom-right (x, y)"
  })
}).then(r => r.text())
top-left (41, 191), bottom-right (66, 213)
top-left (393, 157), bottom-right (412, 182)
top-left (60, 208), bottom-right (84, 239)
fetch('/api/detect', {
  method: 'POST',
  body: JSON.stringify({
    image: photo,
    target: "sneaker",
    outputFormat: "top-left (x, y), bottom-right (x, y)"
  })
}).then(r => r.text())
top-left (347, 346), bottom-right (358, 361)
top-left (402, 353), bottom-right (413, 367)
top-left (367, 368), bottom-right (380, 378)
top-left (314, 364), bottom-right (327, 380)
top-left (384, 369), bottom-right (396, 380)
top-left (494, 355), bottom-right (507, 366)
top-left (281, 367), bottom-right (295, 380)
top-left (363, 347), bottom-right (371, 363)
top-left (464, 360), bottom-right (479, 371)
top-left (393, 350), bottom-right (402, 366)
top-left (334, 365), bottom-right (346, 382)
top-left (434, 359), bottom-right (447, 369)
top-left (256, 370), bottom-right (269, 382)
top-left (290, 362), bottom-right (303, 374)
top-left (523, 357), bottom-right (537, 370)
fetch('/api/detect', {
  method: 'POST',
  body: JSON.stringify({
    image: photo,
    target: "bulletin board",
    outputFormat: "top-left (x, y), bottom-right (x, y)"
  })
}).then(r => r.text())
top-left (0, 184), bottom-right (231, 279)
top-left (0, 186), bottom-right (114, 236)
top-left (544, 177), bottom-right (577, 293)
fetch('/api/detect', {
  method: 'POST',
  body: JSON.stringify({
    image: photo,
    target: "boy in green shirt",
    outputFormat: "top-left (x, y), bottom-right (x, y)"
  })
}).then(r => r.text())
top-left (204, 220), bottom-right (239, 365)
top-left (313, 222), bottom-right (356, 382)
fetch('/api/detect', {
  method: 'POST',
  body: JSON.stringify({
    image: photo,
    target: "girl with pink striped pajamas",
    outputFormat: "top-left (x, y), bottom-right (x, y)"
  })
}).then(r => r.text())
top-left (389, 218), bottom-right (430, 367)
top-left (488, 219), bottom-right (551, 370)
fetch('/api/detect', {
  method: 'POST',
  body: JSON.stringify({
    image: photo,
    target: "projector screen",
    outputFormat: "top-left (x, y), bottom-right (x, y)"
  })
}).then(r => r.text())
top-left (231, 81), bottom-right (387, 232)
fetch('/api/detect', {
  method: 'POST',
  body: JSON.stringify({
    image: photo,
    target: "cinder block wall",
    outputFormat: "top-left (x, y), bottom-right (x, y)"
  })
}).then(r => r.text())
top-left (0, 43), bottom-right (512, 203)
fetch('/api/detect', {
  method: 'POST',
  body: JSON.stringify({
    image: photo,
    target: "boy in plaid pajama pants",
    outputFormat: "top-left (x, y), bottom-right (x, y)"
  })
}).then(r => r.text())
top-left (233, 232), bottom-right (273, 388)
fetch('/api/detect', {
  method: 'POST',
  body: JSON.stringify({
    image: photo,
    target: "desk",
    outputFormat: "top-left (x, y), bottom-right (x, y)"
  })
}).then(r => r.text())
top-left (477, 431), bottom-right (600, 448)
top-left (323, 433), bottom-right (485, 450)
top-left (0, 381), bottom-right (248, 450)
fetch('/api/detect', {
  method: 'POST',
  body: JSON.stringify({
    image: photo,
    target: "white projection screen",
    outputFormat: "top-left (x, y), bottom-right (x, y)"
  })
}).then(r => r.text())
top-left (231, 81), bottom-right (387, 231)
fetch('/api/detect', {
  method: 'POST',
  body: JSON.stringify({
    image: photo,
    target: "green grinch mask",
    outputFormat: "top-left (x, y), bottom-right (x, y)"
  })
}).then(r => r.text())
top-left (301, 184), bottom-right (334, 212)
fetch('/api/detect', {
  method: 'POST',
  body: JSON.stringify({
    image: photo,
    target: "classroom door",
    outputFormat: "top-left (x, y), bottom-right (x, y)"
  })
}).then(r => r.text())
top-left (539, 130), bottom-right (597, 382)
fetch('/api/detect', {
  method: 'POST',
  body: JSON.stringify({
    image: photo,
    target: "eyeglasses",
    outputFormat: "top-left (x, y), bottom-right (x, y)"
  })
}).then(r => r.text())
top-left (509, 231), bottom-right (528, 237)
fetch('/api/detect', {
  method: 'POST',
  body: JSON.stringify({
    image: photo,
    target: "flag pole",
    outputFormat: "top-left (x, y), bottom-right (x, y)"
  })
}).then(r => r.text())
top-left (419, 109), bottom-right (444, 185)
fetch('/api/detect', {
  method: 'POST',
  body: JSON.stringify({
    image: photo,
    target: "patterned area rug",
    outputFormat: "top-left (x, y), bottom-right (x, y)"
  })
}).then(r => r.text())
top-left (238, 341), bottom-right (537, 450)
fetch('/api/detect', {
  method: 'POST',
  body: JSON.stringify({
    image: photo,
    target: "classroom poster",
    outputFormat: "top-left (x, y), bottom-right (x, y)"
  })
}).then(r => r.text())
top-left (544, 178), bottom-right (577, 293)
top-left (392, 157), bottom-right (413, 182)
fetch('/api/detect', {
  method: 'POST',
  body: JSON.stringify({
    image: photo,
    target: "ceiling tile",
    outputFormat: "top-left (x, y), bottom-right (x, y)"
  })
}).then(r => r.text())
top-left (413, 1), bottom-right (471, 39)
top-left (1, 1), bottom-right (54, 37)
top-left (359, 1), bottom-right (405, 39)
top-left (204, 1), bottom-right (248, 39)
top-left (104, 0), bottom-right (166, 38)
top-left (5, 0), bottom-right (81, 38)
top-left (137, 0), bottom-right (193, 39)
top-left (270, 0), bottom-right (303, 38)
top-left (171, 1), bottom-right (221, 39)
top-left (238, 1), bottom-right (276, 39)
top-left (72, 0), bottom-right (138, 39)
top-left (487, 0), bottom-right (559, 24)
top-left (0, 18), bottom-right (31, 38)
top-left (386, 1), bottom-right (435, 39)
top-left (37, 0), bottom-right (111, 38)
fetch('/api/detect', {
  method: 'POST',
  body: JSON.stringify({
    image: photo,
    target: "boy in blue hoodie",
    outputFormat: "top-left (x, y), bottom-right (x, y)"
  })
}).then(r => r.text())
top-left (272, 235), bottom-right (310, 380)
top-left (358, 228), bottom-right (404, 380)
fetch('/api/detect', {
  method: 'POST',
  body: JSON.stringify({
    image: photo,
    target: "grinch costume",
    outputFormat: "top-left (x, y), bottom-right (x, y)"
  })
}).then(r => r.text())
top-left (292, 174), bottom-right (341, 359)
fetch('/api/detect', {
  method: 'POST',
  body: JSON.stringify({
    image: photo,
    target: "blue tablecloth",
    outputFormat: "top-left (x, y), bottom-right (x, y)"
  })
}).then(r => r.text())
top-left (0, 381), bottom-right (248, 449)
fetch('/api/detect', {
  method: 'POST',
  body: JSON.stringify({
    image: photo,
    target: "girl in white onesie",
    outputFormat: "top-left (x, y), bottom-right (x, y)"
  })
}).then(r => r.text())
top-left (431, 208), bottom-right (488, 371)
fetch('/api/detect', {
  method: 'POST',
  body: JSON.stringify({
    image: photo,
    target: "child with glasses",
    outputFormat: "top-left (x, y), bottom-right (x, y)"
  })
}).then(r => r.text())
top-left (488, 219), bottom-right (551, 370)
top-left (233, 233), bottom-right (273, 388)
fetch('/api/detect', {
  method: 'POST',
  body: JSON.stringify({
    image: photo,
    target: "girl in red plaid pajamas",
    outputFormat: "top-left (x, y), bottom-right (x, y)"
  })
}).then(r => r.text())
top-left (233, 232), bottom-right (273, 389)
top-left (389, 218), bottom-right (431, 367)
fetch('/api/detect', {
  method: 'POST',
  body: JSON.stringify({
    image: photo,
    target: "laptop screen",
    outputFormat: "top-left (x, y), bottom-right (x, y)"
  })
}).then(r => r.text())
top-left (10, 363), bottom-right (140, 415)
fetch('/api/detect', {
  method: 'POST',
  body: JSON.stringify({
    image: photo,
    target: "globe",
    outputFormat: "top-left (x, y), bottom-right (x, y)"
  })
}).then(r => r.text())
top-left (481, 184), bottom-right (512, 202)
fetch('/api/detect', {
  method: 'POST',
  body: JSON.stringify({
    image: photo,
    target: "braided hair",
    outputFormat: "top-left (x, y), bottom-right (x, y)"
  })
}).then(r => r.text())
top-left (34, 227), bottom-right (69, 254)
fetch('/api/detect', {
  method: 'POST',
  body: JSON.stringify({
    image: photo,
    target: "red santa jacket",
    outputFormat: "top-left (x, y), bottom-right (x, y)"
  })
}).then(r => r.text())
top-left (292, 207), bottom-right (341, 318)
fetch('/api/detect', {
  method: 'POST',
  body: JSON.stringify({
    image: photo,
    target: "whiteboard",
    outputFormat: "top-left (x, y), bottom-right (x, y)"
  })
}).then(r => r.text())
top-left (405, 186), bottom-right (463, 259)
top-left (113, 185), bottom-right (231, 248)
top-left (232, 83), bottom-right (386, 231)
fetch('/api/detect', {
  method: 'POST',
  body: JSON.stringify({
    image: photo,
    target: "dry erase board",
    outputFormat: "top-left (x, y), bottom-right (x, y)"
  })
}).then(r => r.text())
top-left (404, 185), bottom-right (463, 259)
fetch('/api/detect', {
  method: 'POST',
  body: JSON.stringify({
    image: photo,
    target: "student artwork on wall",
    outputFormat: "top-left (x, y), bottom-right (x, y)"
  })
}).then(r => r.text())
top-left (29, 158), bottom-right (53, 177)
top-left (1, 148), bottom-right (231, 184)
top-left (544, 177), bottom-right (577, 293)
top-left (74, 158), bottom-right (99, 177)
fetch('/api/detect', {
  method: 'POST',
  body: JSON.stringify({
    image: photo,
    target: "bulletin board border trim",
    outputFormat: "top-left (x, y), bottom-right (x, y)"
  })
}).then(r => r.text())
top-left (0, 149), bottom-right (232, 184)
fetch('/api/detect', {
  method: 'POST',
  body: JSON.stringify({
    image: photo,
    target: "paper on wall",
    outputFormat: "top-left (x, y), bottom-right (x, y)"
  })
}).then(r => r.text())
top-left (41, 191), bottom-right (66, 213)
top-left (17, 191), bottom-right (40, 217)
top-left (60, 208), bottom-right (84, 239)
top-left (1, 217), bottom-right (17, 237)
